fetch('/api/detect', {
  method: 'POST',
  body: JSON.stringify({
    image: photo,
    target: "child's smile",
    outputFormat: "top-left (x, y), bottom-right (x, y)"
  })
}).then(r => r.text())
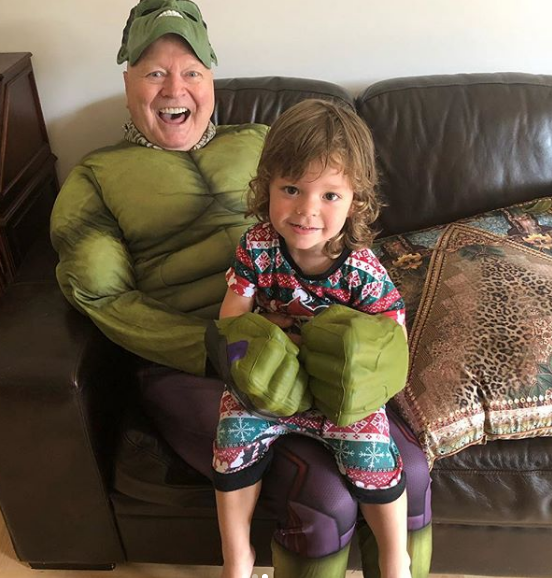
top-left (288, 223), bottom-right (323, 234)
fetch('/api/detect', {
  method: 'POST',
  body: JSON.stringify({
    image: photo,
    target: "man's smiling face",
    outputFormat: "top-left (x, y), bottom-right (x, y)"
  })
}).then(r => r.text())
top-left (124, 34), bottom-right (215, 150)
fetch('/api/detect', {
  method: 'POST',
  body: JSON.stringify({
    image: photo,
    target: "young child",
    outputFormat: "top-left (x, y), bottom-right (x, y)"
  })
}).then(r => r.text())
top-left (213, 99), bottom-right (410, 578)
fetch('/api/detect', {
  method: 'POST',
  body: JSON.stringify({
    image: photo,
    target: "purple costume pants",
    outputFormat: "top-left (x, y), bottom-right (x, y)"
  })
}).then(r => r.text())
top-left (139, 364), bottom-right (432, 558)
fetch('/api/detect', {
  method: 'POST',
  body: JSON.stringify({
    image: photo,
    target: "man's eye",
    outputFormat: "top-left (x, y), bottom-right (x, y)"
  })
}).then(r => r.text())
top-left (184, 71), bottom-right (203, 82)
top-left (148, 71), bottom-right (164, 78)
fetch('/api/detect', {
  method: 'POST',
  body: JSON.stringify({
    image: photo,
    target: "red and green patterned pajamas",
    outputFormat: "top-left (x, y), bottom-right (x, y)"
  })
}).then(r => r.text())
top-left (214, 390), bottom-right (405, 502)
top-left (213, 223), bottom-right (406, 502)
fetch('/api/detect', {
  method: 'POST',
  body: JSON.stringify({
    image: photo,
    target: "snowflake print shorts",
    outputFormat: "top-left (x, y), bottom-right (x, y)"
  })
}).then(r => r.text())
top-left (212, 389), bottom-right (406, 503)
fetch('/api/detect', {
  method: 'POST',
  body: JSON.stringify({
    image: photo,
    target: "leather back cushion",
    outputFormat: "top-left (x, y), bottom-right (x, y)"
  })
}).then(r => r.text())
top-left (356, 73), bottom-right (552, 236)
top-left (214, 76), bottom-right (354, 126)
top-left (214, 74), bottom-right (552, 238)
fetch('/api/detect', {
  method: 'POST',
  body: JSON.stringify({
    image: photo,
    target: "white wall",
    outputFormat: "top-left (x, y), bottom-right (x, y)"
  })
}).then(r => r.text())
top-left (1, 0), bottom-right (551, 184)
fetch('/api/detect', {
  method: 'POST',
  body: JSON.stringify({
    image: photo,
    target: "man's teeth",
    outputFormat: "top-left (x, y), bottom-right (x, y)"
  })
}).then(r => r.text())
top-left (156, 10), bottom-right (184, 19)
top-left (159, 107), bottom-right (189, 114)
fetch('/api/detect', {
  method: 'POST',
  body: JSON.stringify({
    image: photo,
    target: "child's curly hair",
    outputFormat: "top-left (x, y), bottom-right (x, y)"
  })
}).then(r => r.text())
top-left (248, 98), bottom-right (381, 258)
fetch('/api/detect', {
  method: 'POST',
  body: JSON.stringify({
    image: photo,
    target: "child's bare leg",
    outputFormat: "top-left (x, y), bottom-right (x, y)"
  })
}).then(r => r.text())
top-left (216, 481), bottom-right (262, 578)
top-left (360, 489), bottom-right (411, 578)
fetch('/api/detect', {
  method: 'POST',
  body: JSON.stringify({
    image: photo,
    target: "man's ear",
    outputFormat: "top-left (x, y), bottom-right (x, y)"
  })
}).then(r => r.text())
top-left (123, 70), bottom-right (129, 109)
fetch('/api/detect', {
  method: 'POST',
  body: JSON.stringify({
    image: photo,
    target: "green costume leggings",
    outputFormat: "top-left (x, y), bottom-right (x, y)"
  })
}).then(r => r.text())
top-left (272, 524), bottom-right (432, 578)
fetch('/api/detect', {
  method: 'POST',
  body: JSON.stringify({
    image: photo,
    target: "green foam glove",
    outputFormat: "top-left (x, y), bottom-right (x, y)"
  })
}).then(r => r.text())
top-left (205, 313), bottom-right (312, 417)
top-left (300, 305), bottom-right (408, 427)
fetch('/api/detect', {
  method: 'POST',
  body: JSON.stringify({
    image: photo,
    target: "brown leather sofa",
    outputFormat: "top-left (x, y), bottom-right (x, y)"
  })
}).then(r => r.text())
top-left (0, 73), bottom-right (551, 576)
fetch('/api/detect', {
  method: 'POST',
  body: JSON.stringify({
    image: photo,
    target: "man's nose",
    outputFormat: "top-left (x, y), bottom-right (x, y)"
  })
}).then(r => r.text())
top-left (161, 75), bottom-right (187, 98)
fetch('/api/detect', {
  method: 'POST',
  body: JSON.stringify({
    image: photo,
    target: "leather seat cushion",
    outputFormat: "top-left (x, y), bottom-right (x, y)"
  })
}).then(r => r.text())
top-left (432, 436), bottom-right (552, 526)
top-left (114, 403), bottom-right (552, 527)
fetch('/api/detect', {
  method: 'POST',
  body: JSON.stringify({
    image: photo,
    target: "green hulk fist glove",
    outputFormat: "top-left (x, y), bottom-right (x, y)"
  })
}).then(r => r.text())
top-left (205, 312), bottom-right (312, 418)
top-left (300, 305), bottom-right (408, 427)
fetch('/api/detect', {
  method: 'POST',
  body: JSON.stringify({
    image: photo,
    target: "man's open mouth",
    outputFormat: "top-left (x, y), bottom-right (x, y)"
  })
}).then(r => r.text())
top-left (158, 107), bottom-right (190, 124)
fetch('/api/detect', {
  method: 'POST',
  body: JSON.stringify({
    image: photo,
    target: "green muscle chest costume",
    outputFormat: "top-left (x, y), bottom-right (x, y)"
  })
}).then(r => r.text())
top-left (51, 124), bottom-right (268, 375)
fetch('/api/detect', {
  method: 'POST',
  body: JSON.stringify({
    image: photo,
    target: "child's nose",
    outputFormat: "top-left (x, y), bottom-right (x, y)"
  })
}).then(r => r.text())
top-left (296, 198), bottom-right (319, 216)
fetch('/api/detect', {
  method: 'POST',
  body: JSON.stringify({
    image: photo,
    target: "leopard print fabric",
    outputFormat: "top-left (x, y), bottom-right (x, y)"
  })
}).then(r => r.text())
top-left (391, 223), bottom-right (552, 466)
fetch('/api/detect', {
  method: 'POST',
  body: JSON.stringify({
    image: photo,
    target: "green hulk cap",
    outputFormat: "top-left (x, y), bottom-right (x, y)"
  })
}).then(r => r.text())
top-left (117, 0), bottom-right (218, 68)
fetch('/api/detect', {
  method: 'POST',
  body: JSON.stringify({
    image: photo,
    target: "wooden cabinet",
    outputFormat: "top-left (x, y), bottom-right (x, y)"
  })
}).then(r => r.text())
top-left (0, 52), bottom-right (59, 292)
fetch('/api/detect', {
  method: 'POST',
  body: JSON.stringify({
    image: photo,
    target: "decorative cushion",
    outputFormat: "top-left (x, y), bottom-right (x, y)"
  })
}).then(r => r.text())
top-left (372, 197), bottom-right (552, 466)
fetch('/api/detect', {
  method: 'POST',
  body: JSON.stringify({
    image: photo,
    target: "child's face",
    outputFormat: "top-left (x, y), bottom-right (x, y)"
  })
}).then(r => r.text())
top-left (268, 160), bottom-right (354, 259)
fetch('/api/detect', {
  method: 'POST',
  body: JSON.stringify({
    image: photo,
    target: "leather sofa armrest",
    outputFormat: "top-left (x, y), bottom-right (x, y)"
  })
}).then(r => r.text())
top-left (0, 280), bottom-right (127, 565)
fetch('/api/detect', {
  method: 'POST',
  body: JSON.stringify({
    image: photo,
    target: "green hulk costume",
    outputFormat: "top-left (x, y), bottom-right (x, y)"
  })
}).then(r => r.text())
top-left (51, 1), bottom-right (432, 575)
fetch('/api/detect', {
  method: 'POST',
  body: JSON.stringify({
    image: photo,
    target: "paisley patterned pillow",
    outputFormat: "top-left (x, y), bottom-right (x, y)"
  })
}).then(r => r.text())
top-left (372, 197), bottom-right (552, 467)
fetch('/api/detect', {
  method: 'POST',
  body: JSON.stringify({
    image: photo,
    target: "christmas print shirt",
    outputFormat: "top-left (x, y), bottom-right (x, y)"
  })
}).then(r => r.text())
top-left (226, 223), bottom-right (405, 326)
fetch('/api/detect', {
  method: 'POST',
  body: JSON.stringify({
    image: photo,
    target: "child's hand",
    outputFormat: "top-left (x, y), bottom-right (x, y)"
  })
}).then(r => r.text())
top-left (259, 312), bottom-right (294, 329)
top-left (286, 332), bottom-right (302, 346)
top-left (259, 312), bottom-right (302, 345)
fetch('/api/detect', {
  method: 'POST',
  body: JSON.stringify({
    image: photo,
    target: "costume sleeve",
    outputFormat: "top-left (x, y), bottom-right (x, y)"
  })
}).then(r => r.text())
top-left (225, 230), bottom-right (257, 298)
top-left (351, 251), bottom-right (406, 327)
top-left (50, 164), bottom-right (207, 375)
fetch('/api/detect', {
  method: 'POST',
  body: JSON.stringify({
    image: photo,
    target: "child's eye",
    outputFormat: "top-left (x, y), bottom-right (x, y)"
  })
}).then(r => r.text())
top-left (283, 186), bottom-right (299, 196)
top-left (324, 192), bottom-right (340, 201)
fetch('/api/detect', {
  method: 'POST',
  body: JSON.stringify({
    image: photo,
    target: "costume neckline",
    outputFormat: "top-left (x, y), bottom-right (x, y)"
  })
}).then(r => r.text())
top-left (122, 119), bottom-right (216, 151)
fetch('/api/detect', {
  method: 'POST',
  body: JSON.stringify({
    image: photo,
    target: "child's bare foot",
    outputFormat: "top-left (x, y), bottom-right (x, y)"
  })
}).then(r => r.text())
top-left (221, 545), bottom-right (255, 578)
top-left (380, 552), bottom-right (411, 578)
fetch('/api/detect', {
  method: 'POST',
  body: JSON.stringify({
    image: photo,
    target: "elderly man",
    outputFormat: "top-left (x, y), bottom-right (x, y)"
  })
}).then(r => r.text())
top-left (50, 1), bottom-right (432, 576)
